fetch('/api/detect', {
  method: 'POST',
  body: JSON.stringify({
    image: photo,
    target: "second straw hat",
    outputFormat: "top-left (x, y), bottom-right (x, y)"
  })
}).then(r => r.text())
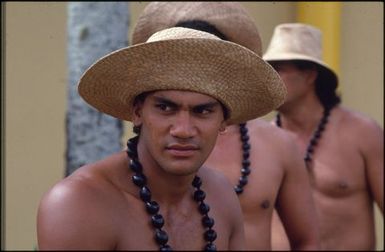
top-left (132, 2), bottom-right (262, 55)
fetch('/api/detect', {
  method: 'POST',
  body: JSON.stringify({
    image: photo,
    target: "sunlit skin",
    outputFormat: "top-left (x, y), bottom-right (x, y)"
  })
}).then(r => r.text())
top-left (270, 61), bottom-right (384, 250)
top-left (37, 90), bottom-right (246, 250)
top-left (133, 90), bottom-right (227, 178)
top-left (205, 118), bottom-right (320, 250)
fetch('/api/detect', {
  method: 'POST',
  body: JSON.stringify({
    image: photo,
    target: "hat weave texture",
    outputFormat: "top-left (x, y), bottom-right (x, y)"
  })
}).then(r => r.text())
top-left (132, 2), bottom-right (262, 55)
top-left (78, 27), bottom-right (286, 125)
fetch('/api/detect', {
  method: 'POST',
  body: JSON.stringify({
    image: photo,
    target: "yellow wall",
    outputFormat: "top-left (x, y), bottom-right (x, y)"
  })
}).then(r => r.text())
top-left (296, 2), bottom-right (342, 76)
top-left (341, 2), bottom-right (383, 125)
top-left (4, 2), bottom-right (383, 250)
top-left (4, 2), bottom-right (67, 250)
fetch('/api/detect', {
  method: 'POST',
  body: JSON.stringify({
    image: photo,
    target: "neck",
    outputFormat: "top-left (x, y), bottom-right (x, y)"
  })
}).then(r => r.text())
top-left (278, 98), bottom-right (324, 135)
top-left (126, 136), bottom-right (218, 250)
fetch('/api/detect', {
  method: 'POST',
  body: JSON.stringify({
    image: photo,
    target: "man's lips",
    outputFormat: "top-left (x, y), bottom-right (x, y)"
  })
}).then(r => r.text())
top-left (165, 144), bottom-right (199, 157)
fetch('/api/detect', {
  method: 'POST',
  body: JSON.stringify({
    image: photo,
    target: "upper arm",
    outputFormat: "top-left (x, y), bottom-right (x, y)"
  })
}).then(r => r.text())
top-left (208, 170), bottom-right (245, 250)
top-left (228, 191), bottom-right (246, 251)
top-left (360, 119), bottom-right (384, 213)
top-left (37, 178), bottom-right (116, 250)
top-left (275, 134), bottom-right (320, 250)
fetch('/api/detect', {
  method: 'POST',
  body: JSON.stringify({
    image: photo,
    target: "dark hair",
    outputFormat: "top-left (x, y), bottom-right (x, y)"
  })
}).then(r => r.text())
top-left (292, 60), bottom-right (341, 110)
top-left (132, 92), bottom-right (152, 135)
top-left (174, 20), bottom-right (228, 41)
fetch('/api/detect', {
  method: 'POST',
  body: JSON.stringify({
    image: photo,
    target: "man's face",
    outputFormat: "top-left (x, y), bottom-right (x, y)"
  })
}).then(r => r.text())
top-left (270, 61), bottom-right (316, 110)
top-left (133, 90), bottom-right (227, 176)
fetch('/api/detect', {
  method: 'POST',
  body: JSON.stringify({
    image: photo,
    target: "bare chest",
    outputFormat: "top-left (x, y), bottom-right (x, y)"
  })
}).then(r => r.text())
top-left (304, 131), bottom-right (367, 198)
top-left (115, 191), bottom-right (232, 250)
top-left (116, 211), bottom-right (206, 250)
top-left (205, 133), bottom-right (284, 216)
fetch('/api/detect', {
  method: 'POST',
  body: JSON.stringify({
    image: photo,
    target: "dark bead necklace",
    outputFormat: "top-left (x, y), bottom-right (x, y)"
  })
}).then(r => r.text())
top-left (126, 136), bottom-right (217, 251)
top-left (275, 108), bottom-right (331, 168)
top-left (234, 123), bottom-right (251, 194)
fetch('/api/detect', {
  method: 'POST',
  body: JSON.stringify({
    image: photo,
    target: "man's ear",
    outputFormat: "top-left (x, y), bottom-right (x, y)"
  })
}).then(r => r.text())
top-left (219, 121), bottom-right (227, 133)
top-left (306, 68), bottom-right (318, 85)
top-left (132, 102), bottom-right (143, 127)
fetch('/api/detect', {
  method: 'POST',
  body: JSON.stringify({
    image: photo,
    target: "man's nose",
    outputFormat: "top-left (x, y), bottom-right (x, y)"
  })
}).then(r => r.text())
top-left (169, 112), bottom-right (197, 139)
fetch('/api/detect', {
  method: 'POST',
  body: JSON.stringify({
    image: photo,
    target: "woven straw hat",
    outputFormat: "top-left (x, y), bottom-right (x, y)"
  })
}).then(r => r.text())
top-left (132, 2), bottom-right (262, 55)
top-left (78, 27), bottom-right (286, 125)
top-left (263, 23), bottom-right (338, 87)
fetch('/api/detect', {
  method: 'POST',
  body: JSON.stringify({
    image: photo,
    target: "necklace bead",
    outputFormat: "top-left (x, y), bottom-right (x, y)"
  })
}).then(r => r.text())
top-left (241, 167), bottom-right (251, 176)
top-left (198, 203), bottom-right (210, 214)
top-left (204, 229), bottom-right (217, 242)
top-left (151, 214), bottom-right (165, 228)
top-left (132, 174), bottom-right (146, 187)
top-left (234, 123), bottom-right (252, 195)
top-left (194, 190), bottom-right (206, 201)
top-left (205, 243), bottom-right (217, 251)
top-left (146, 201), bottom-right (160, 214)
top-left (239, 176), bottom-right (248, 186)
top-left (275, 108), bottom-right (331, 167)
top-left (139, 186), bottom-right (151, 201)
top-left (202, 216), bottom-right (215, 228)
top-left (129, 159), bottom-right (142, 173)
top-left (155, 229), bottom-right (169, 245)
top-left (126, 136), bottom-right (217, 251)
top-left (192, 176), bottom-right (202, 187)
top-left (160, 244), bottom-right (172, 251)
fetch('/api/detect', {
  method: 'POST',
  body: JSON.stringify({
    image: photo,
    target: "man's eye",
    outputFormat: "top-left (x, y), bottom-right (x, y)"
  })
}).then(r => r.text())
top-left (193, 107), bottom-right (212, 115)
top-left (156, 103), bottom-right (173, 112)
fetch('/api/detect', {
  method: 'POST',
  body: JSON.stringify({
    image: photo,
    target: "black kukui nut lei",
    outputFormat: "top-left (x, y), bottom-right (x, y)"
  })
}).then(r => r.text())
top-left (126, 136), bottom-right (217, 251)
top-left (275, 108), bottom-right (331, 168)
top-left (234, 123), bottom-right (252, 194)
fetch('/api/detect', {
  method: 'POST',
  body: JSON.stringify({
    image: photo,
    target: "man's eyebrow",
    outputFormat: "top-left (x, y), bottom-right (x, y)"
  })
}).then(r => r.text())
top-left (152, 96), bottom-right (178, 106)
top-left (152, 95), bottom-right (220, 109)
top-left (193, 101), bottom-right (221, 110)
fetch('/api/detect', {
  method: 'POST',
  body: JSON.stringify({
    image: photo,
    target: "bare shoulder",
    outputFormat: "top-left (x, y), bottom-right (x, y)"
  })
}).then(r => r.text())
top-left (198, 166), bottom-right (239, 208)
top-left (247, 118), bottom-right (298, 150)
top-left (332, 106), bottom-right (384, 155)
top-left (39, 165), bottom-right (113, 215)
top-left (198, 166), bottom-right (234, 192)
top-left (247, 118), bottom-right (305, 174)
top-left (334, 106), bottom-right (383, 142)
top-left (39, 151), bottom-right (129, 214)
top-left (336, 106), bottom-right (382, 131)
top-left (37, 152), bottom-right (131, 249)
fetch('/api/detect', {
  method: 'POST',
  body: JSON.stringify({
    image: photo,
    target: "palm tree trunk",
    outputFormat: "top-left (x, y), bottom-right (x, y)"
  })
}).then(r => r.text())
top-left (66, 2), bottom-right (129, 176)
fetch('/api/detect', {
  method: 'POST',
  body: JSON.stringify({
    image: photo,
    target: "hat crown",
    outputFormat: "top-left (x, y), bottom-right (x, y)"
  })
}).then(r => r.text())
top-left (263, 23), bottom-right (339, 90)
top-left (132, 2), bottom-right (262, 55)
top-left (147, 27), bottom-right (221, 43)
top-left (264, 23), bottom-right (323, 61)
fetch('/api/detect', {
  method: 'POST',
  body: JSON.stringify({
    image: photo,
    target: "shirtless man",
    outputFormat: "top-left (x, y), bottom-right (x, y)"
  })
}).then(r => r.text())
top-left (132, 2), bottom-right (320, 250)
top-left (263, 23), bottom-right (384, 250)
top-left (37, 27), bottom-right (286, 250)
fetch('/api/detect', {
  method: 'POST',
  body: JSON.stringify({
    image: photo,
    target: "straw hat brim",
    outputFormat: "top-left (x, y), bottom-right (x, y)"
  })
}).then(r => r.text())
top-left (78, 38), bottom-right (286, 125)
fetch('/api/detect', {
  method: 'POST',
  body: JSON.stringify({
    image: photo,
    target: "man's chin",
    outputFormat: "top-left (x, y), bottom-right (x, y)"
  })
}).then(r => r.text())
top-left (165, 159), bottom-right (203, 176)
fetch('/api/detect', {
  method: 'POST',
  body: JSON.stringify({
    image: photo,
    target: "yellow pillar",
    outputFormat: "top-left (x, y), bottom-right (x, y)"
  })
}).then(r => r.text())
top-left (296, 2), bottom-right (341, 77)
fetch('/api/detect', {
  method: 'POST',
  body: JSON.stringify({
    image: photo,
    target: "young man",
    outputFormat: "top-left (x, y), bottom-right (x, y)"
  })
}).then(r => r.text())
top-left (37, 27), bottom-right (286, 250)
top-left (263, 23), bottom-right (384, 250)
top-left (132, 2), bottom-right (320, 250)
